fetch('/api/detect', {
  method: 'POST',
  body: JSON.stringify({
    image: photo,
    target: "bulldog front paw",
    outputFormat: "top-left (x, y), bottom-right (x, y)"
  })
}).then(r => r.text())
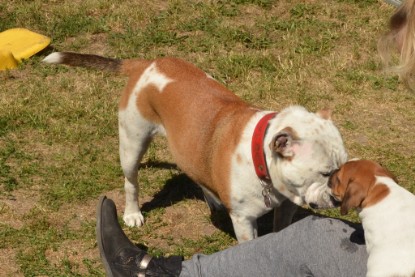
top-left (123, 212), bottom-right (144, 227)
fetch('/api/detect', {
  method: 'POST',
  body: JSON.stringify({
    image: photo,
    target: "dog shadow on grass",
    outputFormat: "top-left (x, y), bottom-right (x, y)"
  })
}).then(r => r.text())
top-left (139, 169), bottom-right (238, 238)
top-left (139, 165), bottom-right (317, 240)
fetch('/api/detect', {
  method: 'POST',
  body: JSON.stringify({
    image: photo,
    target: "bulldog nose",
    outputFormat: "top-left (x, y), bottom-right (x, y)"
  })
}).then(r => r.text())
top-left (309, 202), bottom-right (318, 209)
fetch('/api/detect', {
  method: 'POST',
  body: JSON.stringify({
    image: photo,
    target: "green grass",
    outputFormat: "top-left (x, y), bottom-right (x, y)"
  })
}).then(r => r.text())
top-left (1, 0), bottom-right (415, 275)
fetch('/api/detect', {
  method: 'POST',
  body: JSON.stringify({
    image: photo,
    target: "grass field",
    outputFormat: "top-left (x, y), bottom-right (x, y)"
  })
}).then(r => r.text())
top-left (1, 0), bottom-right (415, 276)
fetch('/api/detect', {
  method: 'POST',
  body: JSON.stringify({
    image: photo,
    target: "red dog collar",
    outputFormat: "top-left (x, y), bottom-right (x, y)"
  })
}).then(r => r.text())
top-left (251, 112), bottom-right (277, 181)
top-left (251, 112), bottom-right (277, 207)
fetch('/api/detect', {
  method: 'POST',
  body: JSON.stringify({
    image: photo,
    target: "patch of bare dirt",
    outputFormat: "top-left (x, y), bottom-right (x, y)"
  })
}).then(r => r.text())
top-left (142, 199), bottom-right (217, 251)
top-left (0, 248), bottom-right (23, 277)
top-left (65, 33), bottom-right (112, 56)
top-left (0, 188), bottom-right (42, 276)
top-left (0, 187), bottom-right (41, 229)
top-left (45, 239), bottom-right (98, 276)
top-left (41, 186), bottom-right (218, 273)
top-left (43, 189), bottom-right (126, 273)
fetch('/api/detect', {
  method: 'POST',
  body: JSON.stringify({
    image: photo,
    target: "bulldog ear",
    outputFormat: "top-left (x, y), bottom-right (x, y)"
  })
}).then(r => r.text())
top-left (340, 181), bottom-right (365, 215)
top-left (269, 131), bottom-right (294, 158)
top-left (316, 108), bottom-right (332, 120)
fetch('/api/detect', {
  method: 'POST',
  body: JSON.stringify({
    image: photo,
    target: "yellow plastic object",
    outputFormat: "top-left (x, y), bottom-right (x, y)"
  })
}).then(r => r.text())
top-left (0, 28), bottom-right (50, 70)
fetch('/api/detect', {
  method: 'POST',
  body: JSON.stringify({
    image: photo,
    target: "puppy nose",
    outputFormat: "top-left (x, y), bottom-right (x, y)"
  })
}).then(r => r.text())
top-left (330, 195), bottom-right (341, 207)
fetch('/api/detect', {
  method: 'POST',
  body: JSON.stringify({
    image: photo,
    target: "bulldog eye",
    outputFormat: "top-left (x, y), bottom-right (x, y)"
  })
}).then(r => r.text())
top-left (320, 171), bottom-right (332, 177)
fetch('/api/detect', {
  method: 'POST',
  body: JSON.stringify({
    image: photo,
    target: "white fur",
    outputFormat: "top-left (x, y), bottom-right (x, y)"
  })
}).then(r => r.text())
top-left (267, 106), bottom-right (347, 204)
top-left (304, 181), bottom-right (335, 208)
top-left (42, 53), bottom-right (348, 242)
top-left (135, 62), bottom-right (174, 93)
top-left (228, 112), bottom-right (283, 240)
top-left (305, 157), bottom-right (363, 209)
top-left (360, 176), bottom-right (415, 277)
top-left (119, 62), bottom-right (169, 227)
top-left (42, 52), bottom-right (63, 64)
top-left (226, 108), bottom-right (347, 241)
top-left (119, 66), bottom-right (347, 242)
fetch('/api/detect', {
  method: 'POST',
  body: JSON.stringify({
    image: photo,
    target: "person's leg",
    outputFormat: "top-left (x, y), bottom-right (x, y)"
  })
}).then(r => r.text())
top-left (180, 215), bottom-right (367, 277)
top-left (96, 196), bottom-right (368, 277)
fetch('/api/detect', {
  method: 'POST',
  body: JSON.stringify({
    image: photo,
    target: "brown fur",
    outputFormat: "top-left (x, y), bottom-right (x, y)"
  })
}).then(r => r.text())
top-left (44, 51), bottom-right (350, 241)
top-left (119, 57), bottom-right (256, 209)
top-left (119, 59), bottom-right (152, 109)
top-left (45, 52), bottom-right (259, 212)
top-left (55, 52), bottom-right (122, 71)
top-left (329, 160), bottom-right (393, 215)
top-left (236, 154), bottom-right (243, 164)
top-left (135, 85), bottom-right (163, 123)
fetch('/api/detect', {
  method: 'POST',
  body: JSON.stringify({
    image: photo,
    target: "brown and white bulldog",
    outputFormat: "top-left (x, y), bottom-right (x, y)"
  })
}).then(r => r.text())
top-left (43, 52), bottom-right (348, 242)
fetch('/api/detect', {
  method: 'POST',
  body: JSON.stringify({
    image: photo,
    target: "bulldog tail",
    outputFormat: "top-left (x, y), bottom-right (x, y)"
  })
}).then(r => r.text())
top-left (42, 52), bottom-right (141, 75)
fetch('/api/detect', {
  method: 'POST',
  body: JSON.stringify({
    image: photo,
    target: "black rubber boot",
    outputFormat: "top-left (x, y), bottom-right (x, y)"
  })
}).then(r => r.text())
top-left (96, 196), bottom-right (183, 277)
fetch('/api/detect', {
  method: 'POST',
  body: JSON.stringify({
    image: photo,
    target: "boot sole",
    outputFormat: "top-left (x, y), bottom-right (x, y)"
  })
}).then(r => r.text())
top-left (96, 195), bottom-right (114, 277)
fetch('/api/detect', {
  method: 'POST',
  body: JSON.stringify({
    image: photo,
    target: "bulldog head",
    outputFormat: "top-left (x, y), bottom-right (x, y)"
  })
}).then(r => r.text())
top-left (318, 160), bottom-right (394, 215)
top-left (266, 106), bottom-right (348, 206)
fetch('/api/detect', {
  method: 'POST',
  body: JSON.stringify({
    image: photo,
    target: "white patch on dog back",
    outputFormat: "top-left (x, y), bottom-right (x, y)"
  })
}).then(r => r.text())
top-left (133, 62), bottom-right (174, 95)
top-left (120, 62), bottom-right (168, 137)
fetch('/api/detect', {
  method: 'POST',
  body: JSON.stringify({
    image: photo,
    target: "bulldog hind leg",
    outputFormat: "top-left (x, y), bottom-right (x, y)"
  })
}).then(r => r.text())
top-left (119, 113), bottom-right (158, 227)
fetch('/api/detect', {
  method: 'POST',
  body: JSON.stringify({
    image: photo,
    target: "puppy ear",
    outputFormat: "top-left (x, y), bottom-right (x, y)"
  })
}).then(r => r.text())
top-left (340, 181), bottom-right (365, 215)
top-left (328, 169), bottom-right (340, 189)
top-left (269, 131), bottom-right (294, 158)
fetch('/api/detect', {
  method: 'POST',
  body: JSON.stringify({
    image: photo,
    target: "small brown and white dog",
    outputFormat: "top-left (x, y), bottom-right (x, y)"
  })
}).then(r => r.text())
top-left (308, 159), bottom-right (415, 277)
top-left (43, 52), bottom-right (347, 242)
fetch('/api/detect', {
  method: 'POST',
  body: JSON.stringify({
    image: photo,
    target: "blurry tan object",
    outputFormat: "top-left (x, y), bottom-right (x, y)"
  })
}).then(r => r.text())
top-left (378, 0), bottom-right (415, 89)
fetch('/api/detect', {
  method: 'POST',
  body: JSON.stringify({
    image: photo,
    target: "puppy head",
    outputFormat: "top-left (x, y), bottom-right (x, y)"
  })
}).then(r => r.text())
top-left (329, 160), bottom-right (393, 215)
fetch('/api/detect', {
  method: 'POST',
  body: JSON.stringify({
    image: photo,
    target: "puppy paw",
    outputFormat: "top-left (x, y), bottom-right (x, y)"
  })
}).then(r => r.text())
top-left (123, 212), bottom-right (144, 227)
